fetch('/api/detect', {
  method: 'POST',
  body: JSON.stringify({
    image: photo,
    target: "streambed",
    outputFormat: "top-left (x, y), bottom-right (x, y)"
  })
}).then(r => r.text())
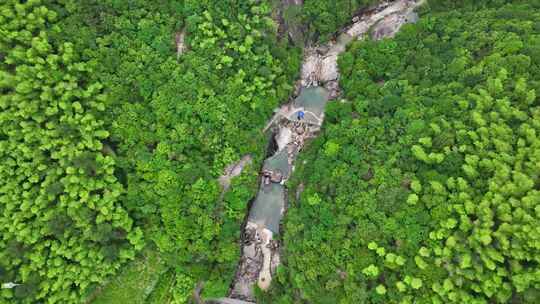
top-left (213, 1), bottom-right (424, 303)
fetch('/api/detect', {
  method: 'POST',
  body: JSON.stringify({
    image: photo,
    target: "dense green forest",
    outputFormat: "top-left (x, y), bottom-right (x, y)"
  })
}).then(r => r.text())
top-left (261, 1), bottom-right (540, 303)
top-left (301, 0), bottom-right (376, 42)
top-left (0, 1), bottom-right (144, 302)
top-left (2, 0), bottom-right (540, 303)
top-left (1, 0), bottom-right (299, 302)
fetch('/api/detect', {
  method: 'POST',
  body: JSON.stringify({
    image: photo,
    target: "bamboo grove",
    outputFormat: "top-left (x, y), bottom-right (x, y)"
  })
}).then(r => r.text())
top-left (1, 0), bottom-right (300, 302)
top-left (262, 1), bottom-right (540, 303)
top-left (2, 0), bottom-right (540, 303)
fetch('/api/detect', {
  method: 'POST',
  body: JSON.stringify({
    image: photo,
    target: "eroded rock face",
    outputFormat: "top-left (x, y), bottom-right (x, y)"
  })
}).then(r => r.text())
top-left (346, 0), bottom-right (411, 37)
top-left (218, 155), bottom-right (253, 191)
top-left (371, 10), bottom-right (419, 40)
top-left (229, 223), bottom-right (277, 300)
top-left (301, 39), bottom-right (350, 87)
top-left (175, 30), bottom-right (186, 59)
top-left (301, 1), bottom-right (422, 95)
top-left (276, 126), bottom-right (293, 151)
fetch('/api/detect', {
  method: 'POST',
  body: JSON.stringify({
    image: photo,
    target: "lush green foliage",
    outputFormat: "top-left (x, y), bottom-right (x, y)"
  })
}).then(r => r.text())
top-left (264, 2), bottom-right (540, 303)
top-left (91, 247), bottom-right (166, 304)
top-left (424, 0), bottom-right (516, 12)
top-left (280, 0), bottom-right (376, 44)
top-left (0, 1), bottom-right (144, 303)
top-left (300, 0), bottom-right (376, 42)
top-left (1, 0), bottom-right (300, 303)
top-left (5, 0), bottom-right (540, 303)
top-left (82, 1), bottom-right (297, 299)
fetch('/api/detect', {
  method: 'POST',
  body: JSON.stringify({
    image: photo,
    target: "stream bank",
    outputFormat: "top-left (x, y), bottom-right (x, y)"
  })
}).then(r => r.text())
top-left (211, 1), bottom-right (425, 303)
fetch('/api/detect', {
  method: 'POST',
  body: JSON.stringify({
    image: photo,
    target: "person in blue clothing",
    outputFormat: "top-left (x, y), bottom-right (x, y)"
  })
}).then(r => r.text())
top-left (297, 110), bottom-right (305, 121)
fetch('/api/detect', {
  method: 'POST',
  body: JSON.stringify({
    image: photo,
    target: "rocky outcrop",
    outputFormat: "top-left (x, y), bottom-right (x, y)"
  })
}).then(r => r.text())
top-left (175, 30), bottom-right (186, 59)
top-left (371, 8), bottom-right (420, 40)
top-left (218, 155), bottom-right (253, 192)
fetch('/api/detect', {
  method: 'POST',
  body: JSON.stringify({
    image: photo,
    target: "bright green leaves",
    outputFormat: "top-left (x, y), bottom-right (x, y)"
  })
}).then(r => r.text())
top-left (494, 32), bottom-right (524, 56)
top-left (396, 281), bottom-right (407, 292)
top-left (419, 247), bottom-right (430, 257)
top-left (274, 2), bottom-right (540, 304)
top-left (414, 256), bottom-right (428, 270)
top-left (171, 272), bottom-right (196, 303)
top-left (418, 137), bottom-right (432, 148)
top-left (407, 193), bottom-right (419, 205)
top-left (127, 228), bottom-right (145, 251)
top-left (367, 241), bottom-right (409, 276)
top-left (366, 241), bottom-right (385, 256)
top-left (64, 0), bottom-right (299, 300)
top-left (442, 218), bottom-right (457, 230)
top-left (411, 180), bottom-right (422, 193)
top-left (307, 193), bottom-right (322, 206)
top-left (403, 276), bottom-right (423, 290)
top-left (362, 264), bottom-right (380, 277)
top-left (410, 278), bottom-right (423, 290)
top-left (459, 253), bottom-right (472, 269)
top-left (478, 231), bottom-right (493, 246)
top-left (220, 55), bottom-right (234, 65)
top-left (384, 252), bottom-right (406, 269)
top-left (323, 141), bottom-right (341, 157)
top-left (411, 145), bottom-right (444, 164)
top-left (375, 284), bottom-right (387, 295)
top-left (0, 1), bottom-right (138, 303)
top-left (95, 130), bottom-right (109, 139)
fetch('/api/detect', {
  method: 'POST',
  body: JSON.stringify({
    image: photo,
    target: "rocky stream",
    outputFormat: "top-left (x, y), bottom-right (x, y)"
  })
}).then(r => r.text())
top-left (211, 1), bottom-right (425, 303)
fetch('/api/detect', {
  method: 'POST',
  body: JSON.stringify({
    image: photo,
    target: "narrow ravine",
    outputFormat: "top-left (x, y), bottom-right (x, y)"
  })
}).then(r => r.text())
top-left (211, 1), bottom-right (424, 303)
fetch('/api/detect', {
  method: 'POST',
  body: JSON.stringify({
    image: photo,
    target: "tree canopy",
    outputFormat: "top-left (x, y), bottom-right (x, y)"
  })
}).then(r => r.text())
top-left (1, 0), bottom-right (300, 302)
top-left (260, 1), bottom-right (540, 303)
top-left (2, 0), bottom-right (540, 303)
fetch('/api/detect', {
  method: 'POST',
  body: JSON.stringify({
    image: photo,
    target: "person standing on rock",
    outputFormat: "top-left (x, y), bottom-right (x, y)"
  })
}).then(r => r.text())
top-left (297, 110), bottom-right (305, 120)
